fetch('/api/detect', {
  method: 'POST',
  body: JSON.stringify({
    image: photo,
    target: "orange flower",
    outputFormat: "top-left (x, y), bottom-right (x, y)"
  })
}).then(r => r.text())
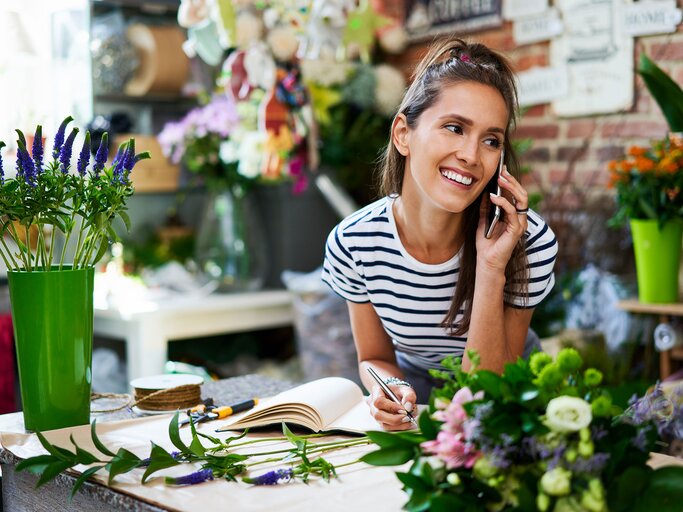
top-left (628, 146), bottom-right (648, 157)
top-left (618, 160), bottom-right (633, 172)
top-left (607, 160), bottom-right (618, 171)
top-left (634, 156), bottom-right (655, 172)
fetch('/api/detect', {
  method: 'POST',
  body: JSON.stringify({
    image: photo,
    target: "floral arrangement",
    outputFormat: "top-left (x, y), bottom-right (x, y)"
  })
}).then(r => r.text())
top-left (0, 117), bottom-right (148, 271)
top-left (362, 349), bottom-right (683, 511)
top-left (606, 138), bottom-right (683, 227)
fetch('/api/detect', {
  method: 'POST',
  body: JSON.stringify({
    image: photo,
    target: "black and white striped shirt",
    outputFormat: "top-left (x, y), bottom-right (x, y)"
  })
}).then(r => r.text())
top-left (322, 196), bottom-right (558, 372)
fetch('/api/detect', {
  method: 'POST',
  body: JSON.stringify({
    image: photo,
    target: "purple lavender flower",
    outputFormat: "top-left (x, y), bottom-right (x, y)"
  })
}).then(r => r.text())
top-left (93, 133), bottom-right (109, 176)
top-left (59, 128), bottom-right (79, 173)
top-left (632, 428), bottom-right (650, 452)
top-left (245, 468), bottom-right (294, 485)
top-left (76, 132), bottom-right (91, 176)
top-left (591, 424), bottom-right (608, 441)
top-left (32, 125), bottom-right (43, 175)
top-left (122, 139), bottom-right (136, 172)
top-left (165, 468), bottom-right (214, 486)
top-left (569, 452), bottom-right (610, 474)
top-left (17, 145), bottom-right (36, 187)
top-left (52, 116), bottom-right (74, 159)
top-left (546, 446), bottom-right (567, 471)
top-left (0, 142), bottom-right (5, 184)
top-left (625, 383), bottom-right (675, 436)
top-left (140, 451), bottom-right (181, 467)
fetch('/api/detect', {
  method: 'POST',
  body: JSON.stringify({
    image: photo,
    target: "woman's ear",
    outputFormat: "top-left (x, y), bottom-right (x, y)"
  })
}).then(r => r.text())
top-left (392, 114), bottom-right (410, 156)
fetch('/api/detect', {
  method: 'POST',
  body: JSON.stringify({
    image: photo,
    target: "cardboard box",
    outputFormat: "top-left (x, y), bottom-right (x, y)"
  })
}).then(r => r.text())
top-left (113, 134), bottom-right (179, 193)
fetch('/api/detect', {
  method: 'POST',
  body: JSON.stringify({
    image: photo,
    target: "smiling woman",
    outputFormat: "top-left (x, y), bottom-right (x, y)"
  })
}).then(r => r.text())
top-left (322, 38), bottom-right (558, 431)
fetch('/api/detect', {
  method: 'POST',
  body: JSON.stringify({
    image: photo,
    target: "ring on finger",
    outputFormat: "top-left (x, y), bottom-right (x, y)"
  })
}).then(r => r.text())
top-left (515, 207), bottom-right (529, 215)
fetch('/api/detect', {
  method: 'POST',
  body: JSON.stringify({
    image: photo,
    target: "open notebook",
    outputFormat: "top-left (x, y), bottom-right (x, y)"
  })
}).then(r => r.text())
top-left (216, 377), bottom-right (383, 434)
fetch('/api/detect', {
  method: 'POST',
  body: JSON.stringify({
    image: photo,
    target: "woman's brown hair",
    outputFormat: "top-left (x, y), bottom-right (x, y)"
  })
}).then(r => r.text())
top-left (378, 37), bottom-right (529, 336)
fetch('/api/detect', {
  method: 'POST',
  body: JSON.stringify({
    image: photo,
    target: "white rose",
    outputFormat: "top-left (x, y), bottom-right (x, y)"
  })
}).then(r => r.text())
top-left (545, 396), bottom-right (592, 433)
top-left (540, 467), bottom-right (572, 496)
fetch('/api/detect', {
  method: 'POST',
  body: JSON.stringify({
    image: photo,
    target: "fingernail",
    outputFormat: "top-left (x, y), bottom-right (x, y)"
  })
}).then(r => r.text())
top-left (489, 192), bottom-right (498, 198)
top-left (404, 402), bottom-right (413, 412)
top-left (398, 409), bottom-right (406, 415)
top-left (499, 175), bottom-right (509, 182)
top-left (401, 416), bottom-right (412, 423)
top-left (504, 166), bottom-right (511, 176)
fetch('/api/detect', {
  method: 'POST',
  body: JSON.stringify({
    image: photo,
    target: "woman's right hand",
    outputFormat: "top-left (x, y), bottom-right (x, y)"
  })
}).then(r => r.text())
top-left (367, 383), bottom-right (418, 431)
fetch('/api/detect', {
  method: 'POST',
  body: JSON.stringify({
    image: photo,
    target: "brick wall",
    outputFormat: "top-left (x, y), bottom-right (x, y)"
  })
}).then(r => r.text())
top-left (390, 25), bottom-right (683, 195)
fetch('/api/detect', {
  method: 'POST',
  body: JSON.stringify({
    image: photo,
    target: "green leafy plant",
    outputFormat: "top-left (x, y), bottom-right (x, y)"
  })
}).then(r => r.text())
top-left (16, 414), bottom-right (371, 499)
top-left (362, 349), bottom-right (683, 511)
top-left (638, 54), bottom-right (683, 133)
top-left (0, 117), bottom-right (149, 271)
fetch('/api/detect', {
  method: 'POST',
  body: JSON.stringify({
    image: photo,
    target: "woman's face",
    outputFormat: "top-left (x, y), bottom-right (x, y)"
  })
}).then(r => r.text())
top-left (394, 81), bottom-right (508, 214)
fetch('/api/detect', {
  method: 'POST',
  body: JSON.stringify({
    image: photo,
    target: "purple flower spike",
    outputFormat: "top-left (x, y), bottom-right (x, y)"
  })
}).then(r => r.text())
top-left (32, 125), bottom-right (43, 175)
top-left (122, 139), bottom-right (136, 172)
top-left (52, 116), bottom-right (74, 159)
top-left (140, 451), bottom-right (181, 467)
top-left (59, 128), bottom-right (79, 173)
top-left (245, 468), bottom-right (294, 485)
top-left (0, 141), bottom-right (5, 184)
top-left (77, 132), bottom-right (91, 176)
top-left (165, 468), bottom-right (214, 486)
top-left (94, 133), bottom-right (109, 176)
top-left (18, 146), bottom-right (36, 187)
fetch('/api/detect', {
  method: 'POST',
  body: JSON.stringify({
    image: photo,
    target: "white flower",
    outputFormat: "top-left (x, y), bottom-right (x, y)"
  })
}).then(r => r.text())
top-left (545, 396), bottom-right (592, 433)
top-left (219, 140), bottom-right (239, 164)
top-left (540, 467), bottom-right (572, 496)
top-left (374, 64), bottom-right (406, 117)
top-left (378, 25), bottom-right (408, 54)
top-left (300, 57), bottom-right (352, 87)
top-left (236, 131), bottom-right (266, 178)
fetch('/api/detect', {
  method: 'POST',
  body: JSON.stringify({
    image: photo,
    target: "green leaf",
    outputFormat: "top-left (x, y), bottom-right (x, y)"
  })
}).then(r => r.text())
top-left (635, 466), bottom-right (683, 512)
top-left (282, 423), bottom-right (306, 451)
top-left (141, 443), bottom-right (181, 483)
top-left (69, 434), bottom-right (99, 465)
top-left (197, 431), bottom-right (222, 445)
top-left (106, 448), bottom-right (142, 485)
top-left (359, 446), bottom-right (415, 466)
top-left (91, 420), bottom-right (116, 457)
top-left (638, 54), bottom-right (683, 132)
top-left (188, 417), bottom-right (206, 457)
top-left (70, 466), bottom-right (103, 499)
top-left (16, 454), bottom-right (61, 475)
top-left (118, 210), bottom-right (131, 232)
top-left (519, 385), bottom-right (540, 402)
top-left (396, 471), bottom-right (431, 492)
top-left (417, 409), bottom-right (439, 440)
top-left (36, 431), bottom-right (75, 461)
top-left (608, 465), bottom-right (651, 512)
top-left (168, 412), bottom-right (193, 456)
top-left (36, 460), bottom-right (75, 488)
top-left (470, 371), bottom-right (503, 399)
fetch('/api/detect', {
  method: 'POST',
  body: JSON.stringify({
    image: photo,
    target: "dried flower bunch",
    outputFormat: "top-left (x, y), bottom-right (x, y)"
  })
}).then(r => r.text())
top-left (0, 117), bottom-right (149, 271)
top-left (362, 349), bottom-right (683, 512)
top-left (607, 138), bottom-right (683, 227)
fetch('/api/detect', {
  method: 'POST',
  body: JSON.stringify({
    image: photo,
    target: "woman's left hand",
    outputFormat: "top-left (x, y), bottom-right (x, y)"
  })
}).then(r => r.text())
top-left (476, 165), bottom-right (528, 271)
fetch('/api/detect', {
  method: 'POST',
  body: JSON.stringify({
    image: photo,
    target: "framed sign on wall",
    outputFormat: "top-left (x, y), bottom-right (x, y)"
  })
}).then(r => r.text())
top-left (404, 0), bottom-right (504, 41)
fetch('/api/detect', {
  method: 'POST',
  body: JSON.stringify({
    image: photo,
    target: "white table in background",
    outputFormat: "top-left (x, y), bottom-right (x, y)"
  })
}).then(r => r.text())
top-left (93, 290), bottom-right (294, 381)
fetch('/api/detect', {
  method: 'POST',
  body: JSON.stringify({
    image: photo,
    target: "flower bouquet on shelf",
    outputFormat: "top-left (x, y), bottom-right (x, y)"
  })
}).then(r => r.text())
top-left (607, 140), bottom-right (683, 303)
top-left (0, 117), bottom-right (148, 431)
top-left (362, 349), bottom-right (683, 512)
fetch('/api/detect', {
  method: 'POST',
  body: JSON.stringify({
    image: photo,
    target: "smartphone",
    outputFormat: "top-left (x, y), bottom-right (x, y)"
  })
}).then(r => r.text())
top-left (485, 148), bottom-right (505, 239)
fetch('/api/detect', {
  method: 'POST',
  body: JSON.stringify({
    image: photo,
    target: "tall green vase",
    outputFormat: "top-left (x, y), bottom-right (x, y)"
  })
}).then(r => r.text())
top-left (8, 266), bottom-right (94, 431)
top-left (630, 219), bottom-right (683, 304)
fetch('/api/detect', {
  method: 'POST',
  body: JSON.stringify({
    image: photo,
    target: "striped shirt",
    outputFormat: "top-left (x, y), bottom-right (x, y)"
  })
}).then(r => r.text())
top-left (322, 196), bottom-right (558, 372)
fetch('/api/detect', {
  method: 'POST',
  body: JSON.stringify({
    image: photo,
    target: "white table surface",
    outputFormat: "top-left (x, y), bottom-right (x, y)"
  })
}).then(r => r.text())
top-left (93, 289), bottom-right (295, 382)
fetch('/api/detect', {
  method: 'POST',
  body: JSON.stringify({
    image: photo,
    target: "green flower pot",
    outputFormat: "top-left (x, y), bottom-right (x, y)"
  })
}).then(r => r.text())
top-left (8, 266), bottom-right (94, 431)
top-left (630, 219), bottom-right (683, 304)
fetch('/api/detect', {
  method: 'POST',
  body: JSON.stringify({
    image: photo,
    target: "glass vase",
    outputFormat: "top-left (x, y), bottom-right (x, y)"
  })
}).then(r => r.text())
top-left (195, 186), bottom-right (268, 292)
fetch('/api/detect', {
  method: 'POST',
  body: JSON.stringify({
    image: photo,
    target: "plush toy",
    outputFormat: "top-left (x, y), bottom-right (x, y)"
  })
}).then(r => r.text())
top-left (298, 0), bottom-right (354, 60)
top-left (244, 42), bottom-right (276, 90)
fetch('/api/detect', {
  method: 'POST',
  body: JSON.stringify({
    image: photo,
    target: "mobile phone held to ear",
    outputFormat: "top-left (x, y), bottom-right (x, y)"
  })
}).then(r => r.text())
top-left (485, 148), bottom-right (505, 239)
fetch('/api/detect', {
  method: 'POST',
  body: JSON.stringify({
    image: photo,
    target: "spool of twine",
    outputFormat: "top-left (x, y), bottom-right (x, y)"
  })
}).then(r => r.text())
top-left (92, 375), bottom-right (204, 413)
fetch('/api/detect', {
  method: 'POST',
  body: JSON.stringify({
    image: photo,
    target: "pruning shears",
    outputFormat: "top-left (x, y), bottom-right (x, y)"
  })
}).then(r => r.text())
top-left (179, 398), bottom-right (259, 428)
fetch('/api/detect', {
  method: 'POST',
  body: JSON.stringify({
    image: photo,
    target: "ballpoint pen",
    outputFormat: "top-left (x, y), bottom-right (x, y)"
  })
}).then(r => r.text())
top-left (366, 367), bottom-right (417, 425)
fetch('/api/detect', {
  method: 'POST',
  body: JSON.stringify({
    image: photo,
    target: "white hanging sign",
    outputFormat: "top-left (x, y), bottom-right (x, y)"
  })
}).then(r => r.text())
top-left (622, 1), bottom-right (682, 37)
top-left (517, 66), bottom-right (569, 107)
top-left (513, 7), bottom-right (564, 45)
top-left (503, 0), bottom-right (549, 20)
top-left (551, 0), bottom-right (633, 117)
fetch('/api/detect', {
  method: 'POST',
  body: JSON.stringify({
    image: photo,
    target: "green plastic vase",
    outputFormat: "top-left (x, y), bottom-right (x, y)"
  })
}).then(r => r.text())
top-left (8, 266), bottom-right (94, 431)
top-left (630, 219), bottom-right (683, 304)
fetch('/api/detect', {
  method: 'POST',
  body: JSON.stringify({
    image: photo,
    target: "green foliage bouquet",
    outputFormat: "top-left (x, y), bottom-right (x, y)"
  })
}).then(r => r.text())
top-left (0, 117), bottom-right (149, 271)
top-left (362, 349), bottom-right (683, 512)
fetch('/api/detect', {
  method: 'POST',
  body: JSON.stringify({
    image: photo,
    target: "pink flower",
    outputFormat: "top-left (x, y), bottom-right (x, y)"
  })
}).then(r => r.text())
top-left (421, 431), bottom-right (480, 469)
top-left (433, 387), bottom-right (482, 432)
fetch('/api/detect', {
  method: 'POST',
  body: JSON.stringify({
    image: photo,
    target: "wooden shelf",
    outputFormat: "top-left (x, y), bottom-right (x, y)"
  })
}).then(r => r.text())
top-left (617, 300), bottom-right (683, 316)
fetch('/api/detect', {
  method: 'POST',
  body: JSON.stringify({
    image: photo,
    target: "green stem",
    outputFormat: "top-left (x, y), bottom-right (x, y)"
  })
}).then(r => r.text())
top-left (248, 438), bottom-right (370, 458)
top-left (48, 225), bottom-right (56, 268)
top-left (24, 225), bottom-right (32, 271)
top-left (37, 223), bottom-right (47, 271)
top-left (72, 218), bottom-right (85, 269)
top-left (59, 211), bottom-right (77, 270)
top-left (0, 224), bottom-right (20, 269)
top-left (223, 433), bottom-right (329, 450)
top-left (9, 222), bottom-right (30, 271)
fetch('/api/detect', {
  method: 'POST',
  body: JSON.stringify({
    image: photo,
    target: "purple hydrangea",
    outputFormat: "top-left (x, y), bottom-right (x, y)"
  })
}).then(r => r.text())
top-left (246, 468), bottom-right (294, 485)
top-left (77, 132), bottom-right (91, 176)
top-left (165, 468), bottom-right (214, 486)
top-left (59, 128), bottom-right (79, 173)
top-left (32, 126), bottom-right (43, 175)
top-left (93, 134), bottom-right (109, 176)
top-left (52, 116), bottom-right (73, 159)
